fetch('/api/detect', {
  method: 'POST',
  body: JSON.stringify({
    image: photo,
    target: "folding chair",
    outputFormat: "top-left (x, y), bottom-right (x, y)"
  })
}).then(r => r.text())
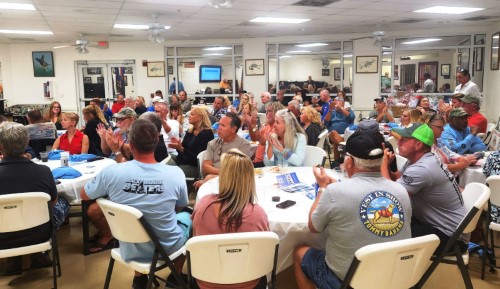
top-left (340, 234), bottom-right (440, 289)
top-left (185, 232), bottom-right (279, 289)
top-left (415, 182), bottom-right (491, 289)
top-left (317, 129), bottom-right (333, 168)
top-left (484, 175), bottom-right (500, 277)
top-left (303, 145), bottom-right (326, 167)
top-left (96, 198), bottom-right (187, 289)
top-left (0, 192), bottom-right (61, 289)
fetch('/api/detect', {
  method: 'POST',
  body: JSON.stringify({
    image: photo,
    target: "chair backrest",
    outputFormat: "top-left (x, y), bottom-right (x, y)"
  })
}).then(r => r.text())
top-left (197, 150), bottom-right (206, 179)
top-left (257, 113), bottom-right (266, 126)
top-left (395, 154), bottom-right (408, 172)
top-left (342, 234), bottom-right (440, 289)
top-left (488, 129), bottom-right (500, 151)
top-left (387, 136), bottom-right (399, 154)
top-left (487, 175), bottom-right (500, 207)
top-left (186, 232), bottom-right (279, 284)
top-left (96, 198), bottom-right (151, 243)
top-left (316, 129), bottom-right (329, 149)
top-left (161, 155), bottom-right (172, 165)
top-left (0, 192), bottom-right (51, 233)
top-left (28, 138), bottom-right (56, 158)
top-left (303, 145), bottom-right (327, 167)
top-left (460, 182), bottom-right (491, 234)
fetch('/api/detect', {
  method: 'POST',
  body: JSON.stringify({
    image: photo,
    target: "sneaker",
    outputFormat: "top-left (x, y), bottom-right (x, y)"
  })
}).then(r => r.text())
top-left (30, 252), bottom-right (53, 269)
top-left (132, 274), bottom-right (148, 289)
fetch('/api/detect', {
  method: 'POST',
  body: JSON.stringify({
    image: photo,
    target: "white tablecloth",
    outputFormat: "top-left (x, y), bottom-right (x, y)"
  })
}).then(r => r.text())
top-left (197, 166), bottom-right (344, 273)
top-left (458, 158), bottom-right (487, 187)
top-left (35, 158), bottom-right (116, 204)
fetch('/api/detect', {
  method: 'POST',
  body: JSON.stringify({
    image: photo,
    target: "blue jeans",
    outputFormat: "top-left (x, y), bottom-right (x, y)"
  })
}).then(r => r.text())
top-left (301, 248), bottom-right (342, 289)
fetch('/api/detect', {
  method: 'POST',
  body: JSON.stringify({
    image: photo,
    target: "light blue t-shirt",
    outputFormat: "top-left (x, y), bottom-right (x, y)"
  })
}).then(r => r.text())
top-left (85, 160), bottom-right (189, 261)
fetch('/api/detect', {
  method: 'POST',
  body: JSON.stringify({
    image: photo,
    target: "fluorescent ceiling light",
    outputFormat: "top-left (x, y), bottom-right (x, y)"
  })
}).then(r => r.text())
top-left (279, 55), bottom-right (292, 58)
top-left (203, 47), bottom-right (231, 51)
top-left (343, 54), bottom-right (352, 58)
top-left (0, 3), bottom-right (35, 10)
top-left (286, 50), bottom-right (311, 53)
top-left (295, 43), bottom-right (328, 47)
top-left (401, 38), bottom-right (441, 44)
top-left (0, 29), bottom-right (52, 35)
top-left (203, 53), bottom-right (223, 56)
top-left (250, 17), bottom-right (310, 24)
top-left (383, 51), bottom-right (392, 54)
top-left (114, 24), bottom-right (149, 29)
top-left (413, 6), bottom-right (484, 14)
top-left (494, 35), bottom-right (499, 39)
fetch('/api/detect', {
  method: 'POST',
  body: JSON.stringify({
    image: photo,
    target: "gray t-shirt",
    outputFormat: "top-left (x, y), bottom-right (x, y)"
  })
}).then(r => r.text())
top-left (205, 135), bottom-right (252, 168)
top-left (312, 172), bottom-right (412, 280)
top-left (396, 152), bottom-right (467, 241)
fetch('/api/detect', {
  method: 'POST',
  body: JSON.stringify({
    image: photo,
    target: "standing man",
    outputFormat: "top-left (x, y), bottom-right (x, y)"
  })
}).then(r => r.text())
top-left (461, 94), bottom-right (487, 133)
top-left (422, 73), bottom-right (435, 93)
top-left (294, 131), bottom-right (412, 289)
top-left (386, 123), bottom-right (468, 254)
top-left (169, 77), bottom-right (184, 94)
top-left (440, 108), bottom-right (487, 154)
top-left (259, 92), bottom-right (271, 113)
top-left (195, 112), bottom-right (252, 188)
top-left (179, 90), bottom-right (191, 114)
top-left (454, 69), bottom-right (480, 99)
top-left (111, 93), bottom-right (125, 114)
top-left (81, 119), bottom-right (190, 288)
top-left (154, 102), bottom-right (180, 156)
top-left (219, 78), bottom-right (231, 93)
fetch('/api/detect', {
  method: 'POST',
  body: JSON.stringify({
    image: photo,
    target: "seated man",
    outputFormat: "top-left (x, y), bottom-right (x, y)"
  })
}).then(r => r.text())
top-left (369, 97), bottom-right (395, 123)
top-left (0, 122), bottom-right (70, 275)
top-left (195, 112), bottom-right (252, 188)
top-left (386, 123), bottom-right (468, 254)
top-left (25, 109), bottom-right (57, 140)
top-left (98, 107), bottom-right (137, 161)
top-left (461, 94), bottom-right (487, 133)
top-left (211, 96), bottom-right (227, 121)
top-left (440, 108), bottom-right (486, 154)
top-left (154, 101), bottom-right (180, 156)
top-left (287, 100), bottom-right (302, 125)
top-left (81, 119), bottom-right (190, 289)
top-left (294, 131), bottom-right (412, 289)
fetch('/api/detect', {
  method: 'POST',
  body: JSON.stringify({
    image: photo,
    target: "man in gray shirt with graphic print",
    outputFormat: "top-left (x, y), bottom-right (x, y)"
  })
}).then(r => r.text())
top-left (294, 131), bottom-right (412, 289)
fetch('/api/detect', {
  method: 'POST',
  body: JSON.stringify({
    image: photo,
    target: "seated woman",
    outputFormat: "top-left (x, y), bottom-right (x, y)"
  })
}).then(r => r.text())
top-left (422, 112), bottom-right (476, 174)
top-left (399, 108), bottom-right (422, 128)
top-left (237, 93), bottom-right (250, 115)
top-left (191, 149), bottom-right (269, 289)
top-left (168, 106), bottom-right (214, 178)
top-left (44, 101), bottom-right (63, 130)
top-left (417, 97), bottom-right (437, 114)
top-left (82, 105), bottom-right (108, 155)
top-left (300, 106), bottom-right (322, 146)
top-left (483, 150), bottom-right (500, 223)
top-left (264, 109), bottom-right (307, 167)
top-left (240, 102), bottom-right (260, 131)
top-left (52, 112), bottom-right (89, 154)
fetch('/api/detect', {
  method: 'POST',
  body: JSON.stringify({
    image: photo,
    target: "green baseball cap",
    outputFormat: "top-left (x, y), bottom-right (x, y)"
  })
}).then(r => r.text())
top-left (391, 123), bottom-right (434, 147)
top-left (449, 108), bottom-right (468, 119)
top-left (461, 94), bottom-right (481, 104)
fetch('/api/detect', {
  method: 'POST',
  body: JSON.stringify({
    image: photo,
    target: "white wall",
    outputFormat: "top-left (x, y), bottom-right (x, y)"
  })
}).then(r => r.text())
top-left (485, 24), bottom-right (500, 122)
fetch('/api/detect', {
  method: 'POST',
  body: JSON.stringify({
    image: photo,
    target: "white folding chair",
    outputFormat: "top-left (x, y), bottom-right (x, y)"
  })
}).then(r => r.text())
top-left (317, 129), bottom-right (333, 167)
top-left (96, 198), bottom-right (187, 289)
top-left (340, 234), bottom-right (440, 289)
top-left (161, 155), bottom-right (172, 165)
top-left (416, 182), bottom-right (491, 289)
top-left (257, 112), bottom-right (266, 125)
top-left (484, 175), bottom-right (500, 276)
top-left (387, 136), bottom-right (399, 154)
top-left (395, 154), bottom-right (408, 172)
top-left (303, 145), bottom-right (327, 167)
top-left (185, 232), bottom-right (279, 289)
top-left (0, 192), bottom-right (61, 289)
top-left (197, 150), bottom-right (206, 180)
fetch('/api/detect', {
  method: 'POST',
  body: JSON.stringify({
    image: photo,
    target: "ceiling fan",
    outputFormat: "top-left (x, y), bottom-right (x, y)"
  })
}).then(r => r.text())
top-left (351, 24), bottom-right (386, 46)
top-left (53, 34), bottom-right (108, 54)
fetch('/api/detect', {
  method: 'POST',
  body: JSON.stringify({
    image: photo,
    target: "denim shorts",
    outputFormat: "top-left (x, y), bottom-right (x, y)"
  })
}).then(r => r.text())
top-left (301, 248), bottom-right (342, 289)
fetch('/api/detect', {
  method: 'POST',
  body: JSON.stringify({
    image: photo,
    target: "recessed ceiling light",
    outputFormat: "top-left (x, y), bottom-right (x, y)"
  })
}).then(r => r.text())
top-left (250, 17), bottom-right (310, 24)
top-left (343, 54), bottom-right (353, 58)
top-left (295, 43), bottom-right (328, 47)
top-left (414, 6), bottom-right (484, 14)
top-left (114, 24), bottom-right (149, 29)
top-left (203, 47), bottom-right (231, 51)
top-left (279, 55), bottom-right (292, 58)
top-left (0, 30), bottom-right (52, 35)
top-left (203, 53), bottom-right (223, 56)
top-left (286, 50), bottom-right (311, 53)
top-left (0, 3), bottom-right (35, 10)
top-left (401, 38), bottom-right (441, 44)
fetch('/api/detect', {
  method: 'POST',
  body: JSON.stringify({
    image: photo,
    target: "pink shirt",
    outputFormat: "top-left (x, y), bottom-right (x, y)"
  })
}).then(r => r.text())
top-left (253, 124), bottom-right (274, 163)
top-left (192, 194), bottom-right (269, 289)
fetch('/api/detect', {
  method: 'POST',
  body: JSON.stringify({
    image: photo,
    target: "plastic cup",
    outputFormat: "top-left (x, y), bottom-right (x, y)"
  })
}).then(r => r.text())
top-left (40, 152), bottom-right (49, 162)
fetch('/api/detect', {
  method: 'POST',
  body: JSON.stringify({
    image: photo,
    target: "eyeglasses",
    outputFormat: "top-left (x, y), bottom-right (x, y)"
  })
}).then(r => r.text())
top-left (430, 124), bottom-right (444, 130)
top-left (116, 117), bottom-right (131, 123)
top-left (53, 106), bottom-right (61, 108)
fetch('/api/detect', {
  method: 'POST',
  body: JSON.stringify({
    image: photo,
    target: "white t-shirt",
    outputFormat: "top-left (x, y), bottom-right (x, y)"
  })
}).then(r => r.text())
top-left (161, 118), bottom-right (180, 155)
top-left (454, 81), bottom-right (481, 99)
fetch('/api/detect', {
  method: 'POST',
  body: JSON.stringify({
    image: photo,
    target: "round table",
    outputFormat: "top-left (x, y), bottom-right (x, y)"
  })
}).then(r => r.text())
top-left (458, 156), bottom-right (488, 187)
top-left (197, 166), bottom-right (344, 273)
top-left (35, 158), bottom-right (116, 204)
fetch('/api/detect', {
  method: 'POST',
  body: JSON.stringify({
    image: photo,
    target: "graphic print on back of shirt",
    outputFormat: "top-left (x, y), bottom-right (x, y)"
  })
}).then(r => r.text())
top-left (359, 191), bottom-right (406, 237)
top-left (123, 179), bottom-right (164, 194)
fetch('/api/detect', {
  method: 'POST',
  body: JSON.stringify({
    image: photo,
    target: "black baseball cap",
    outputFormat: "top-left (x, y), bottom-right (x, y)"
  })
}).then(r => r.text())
top-left (346, 131), bottom-right (384, 160)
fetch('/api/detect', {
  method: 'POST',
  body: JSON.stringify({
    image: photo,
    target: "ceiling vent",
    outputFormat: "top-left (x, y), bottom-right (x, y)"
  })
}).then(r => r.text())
top-left (463, 16), bottom-right (498, 21)
top-left (292, 0), bottom-right (340, 7)
top-left (393, 19), bottom-right (427, 24)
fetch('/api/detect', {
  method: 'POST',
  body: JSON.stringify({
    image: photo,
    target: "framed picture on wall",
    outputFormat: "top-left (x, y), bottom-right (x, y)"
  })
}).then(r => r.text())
top-left (87, 67), bottom-right (102, 75)
top-left (491, 32), bottom-right (499, 70)
top-left (32, 51), bottom-right (55, 77)
top-left (245, 59), bottom-right (264, 76)
top-left (333, 68), bottom-right (340, 79)
top-left (147, 61), bottom-right (165, 77)
top-left (356, 56), bottom-right (378, 73)
top-left (441, 64), bottom-right (451, 78)
top-left (83, 77), bottom-right (92, 84)
top-left (323, 69), bottom-right (330, 77)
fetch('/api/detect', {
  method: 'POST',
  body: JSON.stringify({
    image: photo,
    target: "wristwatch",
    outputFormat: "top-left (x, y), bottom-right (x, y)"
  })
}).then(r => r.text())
top-left (252, 127), bottom-right (258, 133)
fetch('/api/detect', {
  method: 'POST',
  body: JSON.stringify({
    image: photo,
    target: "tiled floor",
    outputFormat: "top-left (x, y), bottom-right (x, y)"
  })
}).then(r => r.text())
top-left (1, 216), bottom-right (500, 289)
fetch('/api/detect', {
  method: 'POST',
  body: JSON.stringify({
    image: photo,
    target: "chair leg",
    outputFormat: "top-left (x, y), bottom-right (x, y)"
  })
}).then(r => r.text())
top-left (103, 258), bottom-right (115, 289)
top-left (82, 200), bottom-right (91, 255)
top-left (454, 245), bottom-right (473, 289)
top-left (490, 228), bottom-right (498, 272)
top-left (53, 240), bottom-right (62, 277)
top-left (52, 248), bottom-right (58, 289)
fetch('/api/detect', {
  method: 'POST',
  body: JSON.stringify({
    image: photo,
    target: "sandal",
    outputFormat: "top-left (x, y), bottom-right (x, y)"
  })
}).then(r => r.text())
top-left (89, 238), bottom-right (117, 254)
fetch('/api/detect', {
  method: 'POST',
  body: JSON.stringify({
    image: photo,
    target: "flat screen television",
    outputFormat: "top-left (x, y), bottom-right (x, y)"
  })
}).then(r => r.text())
top-left (199, 65), bottom-right (222, 82)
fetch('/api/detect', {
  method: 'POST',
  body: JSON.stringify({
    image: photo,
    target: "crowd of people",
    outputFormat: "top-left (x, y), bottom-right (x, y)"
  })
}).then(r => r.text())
top-left (0, 68), bottom-right (497, 289)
